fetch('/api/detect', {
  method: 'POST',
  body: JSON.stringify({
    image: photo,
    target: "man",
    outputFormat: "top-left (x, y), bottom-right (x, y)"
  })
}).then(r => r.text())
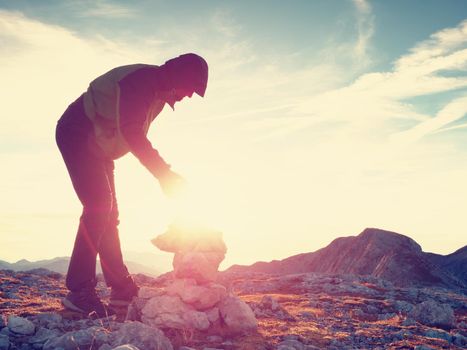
top-left (56, 53), bottom-right (208, 317)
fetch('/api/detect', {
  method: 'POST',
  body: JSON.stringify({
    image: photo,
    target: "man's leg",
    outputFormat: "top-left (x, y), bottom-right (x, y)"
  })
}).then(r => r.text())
top-left (98, 160), bottom-right (132, 289)
top-left (56, 121), bottom-right (113, 290)
top-left (98, 160), bottom-right (139, 306)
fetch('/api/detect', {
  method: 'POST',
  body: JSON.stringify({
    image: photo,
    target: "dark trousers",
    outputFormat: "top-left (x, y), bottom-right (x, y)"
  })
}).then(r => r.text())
top-left (56, 96), bottom-right (131, 292)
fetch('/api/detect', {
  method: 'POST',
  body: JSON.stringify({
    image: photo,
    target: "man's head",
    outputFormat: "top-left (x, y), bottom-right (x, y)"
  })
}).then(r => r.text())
top-left (163, 53), bottom-right (208, 107)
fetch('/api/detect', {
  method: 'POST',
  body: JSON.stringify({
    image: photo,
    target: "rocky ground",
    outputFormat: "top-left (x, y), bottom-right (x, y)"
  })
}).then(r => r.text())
top-left (0, 268), bottom-right (466, 350)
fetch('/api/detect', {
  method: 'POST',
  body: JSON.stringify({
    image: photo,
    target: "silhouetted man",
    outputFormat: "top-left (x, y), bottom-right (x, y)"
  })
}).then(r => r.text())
top-left (56, 53), bottom-right (208, 317)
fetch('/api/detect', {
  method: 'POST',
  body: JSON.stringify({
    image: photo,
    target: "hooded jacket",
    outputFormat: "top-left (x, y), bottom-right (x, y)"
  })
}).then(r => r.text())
top-left (82, 64), bottom-right (170, 177)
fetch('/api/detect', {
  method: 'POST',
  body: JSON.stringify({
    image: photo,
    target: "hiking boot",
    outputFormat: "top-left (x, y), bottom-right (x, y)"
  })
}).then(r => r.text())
top-left (109, 282), bottom-right (139, 306)
top-left (62, 289), bottom-right (114, 318)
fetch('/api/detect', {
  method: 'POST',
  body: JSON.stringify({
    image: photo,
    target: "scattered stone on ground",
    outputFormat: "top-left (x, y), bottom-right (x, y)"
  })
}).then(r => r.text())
top-left (1, 261), bottom-right (466, 349)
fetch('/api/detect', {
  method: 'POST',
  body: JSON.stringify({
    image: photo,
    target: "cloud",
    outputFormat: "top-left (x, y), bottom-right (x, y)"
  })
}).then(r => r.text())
top-left (395, 20), bottom-right (467, 71)
top-left (285, 19), bottom-right (467, 145)
top-left (210, 9), bottom-right (241, 38)
top-left (353, 0), bottom-right (371, 14)
top-left (391, 95), bottom-right (467, 143)
top-left (0, 9), bottom-right (159, 147)
top-left (352, 0), bottom-right (374, 64)
top-left (76, 0), bottom-right (138, 18)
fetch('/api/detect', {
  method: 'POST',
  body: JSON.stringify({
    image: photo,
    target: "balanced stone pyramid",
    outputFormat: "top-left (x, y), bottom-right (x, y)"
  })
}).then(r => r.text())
top-left (125, 222), bottom-right (258, 336)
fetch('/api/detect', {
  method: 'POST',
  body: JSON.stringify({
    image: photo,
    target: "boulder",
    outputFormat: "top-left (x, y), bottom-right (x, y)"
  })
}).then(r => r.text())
top-left (393, 300), bottom-right (414, 314)
top-left (33, 312), bottom-right (63, 328)
top-left (109, 321), bottom-right (173, 350)
top-left (205, 308), bottom-right (220, 324)
top-left (277, 339), bottom-right (306, 350)
top-left (166, 279), bottom-right (227, 310)
top-left (141, 295), bottom-right (210, 331)
top-left (43, 326), bottom-right (108, 350)
top-left (182, 310), bottom-right (210, 331)
top-left (152, 223), bottom-right (226, 284)
top-left (138, 287), bottom-right (163, 299)
top-left (151, 222), bottom-right (227, 254)
top-left (0, 334), bottom-right (9, 350)
top-left (173, 252), bottom-right (223, 283)
top-left (409, 300), bottom-right (455, 329)
top-left (28, 327), bottom-right (61, 345)
top-left (7, 316), bottom-right (35, 335)
top-left (142, 313), bottom-right (187, 330)
top-left (111, 345), bottom-right (141, 350)
top-left (218, 295), bottom-right (258, 335)
top-left (142, 295), bottom-right (188, 318)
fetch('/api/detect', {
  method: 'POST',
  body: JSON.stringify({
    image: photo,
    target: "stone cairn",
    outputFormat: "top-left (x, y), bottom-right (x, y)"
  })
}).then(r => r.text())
top-left (126, 223), bottom-right (258, 336)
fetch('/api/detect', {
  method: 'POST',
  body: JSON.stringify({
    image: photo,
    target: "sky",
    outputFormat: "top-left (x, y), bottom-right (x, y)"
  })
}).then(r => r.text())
top-left (0, 0), bottom-right (466, 270)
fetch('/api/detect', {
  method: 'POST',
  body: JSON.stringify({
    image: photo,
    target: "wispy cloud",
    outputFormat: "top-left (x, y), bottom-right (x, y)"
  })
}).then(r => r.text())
top-left (392, 95), bottom-right (467, 143)
top-left (210, 9), bottom-right (241, 38)
top-left (283, 19), bottom-right (467, 145)
top-left (352, 0), bottom-right (374, 65)
top-left (76, 0), bottom-right (138, 18)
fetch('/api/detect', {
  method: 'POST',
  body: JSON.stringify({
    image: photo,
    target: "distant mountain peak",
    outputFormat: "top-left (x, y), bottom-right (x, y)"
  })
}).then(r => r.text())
top-left (16, 259), bottom-right (30, 264)
top-left (358, 228), bottom-right (422, 252)
top-left (225, 228), bottom-right (466, 291)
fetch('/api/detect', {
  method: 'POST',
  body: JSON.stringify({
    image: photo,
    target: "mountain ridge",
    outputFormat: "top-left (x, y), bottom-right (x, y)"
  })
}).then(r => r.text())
top-left (225, 228), bottom-right (467, 291)
top-left (0, 256), bottom-right (161, 277)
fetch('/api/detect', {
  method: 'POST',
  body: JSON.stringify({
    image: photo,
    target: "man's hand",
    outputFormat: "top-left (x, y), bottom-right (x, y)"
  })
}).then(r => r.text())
top-left (158, 169), bottom-right (186, 198)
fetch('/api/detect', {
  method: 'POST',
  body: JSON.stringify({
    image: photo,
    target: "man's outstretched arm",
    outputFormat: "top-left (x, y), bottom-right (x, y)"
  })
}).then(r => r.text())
top-left (118, 73), bottom-right (185, 196)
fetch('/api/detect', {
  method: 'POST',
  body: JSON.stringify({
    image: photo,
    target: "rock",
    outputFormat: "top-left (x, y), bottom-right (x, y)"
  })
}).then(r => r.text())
top-left (206, 335), bottom-right (223, 342)
top-left (205, 308), bottom-right (220, 324)
top-left (141, 294), bottom-right (210, 330)
top-left (453, 333), bottom-right (467, 347)
top-left (424, 329), bottom-right (452, 342)
top-left (277, 339), bottom-right (305, 350)
top-left (43, 326), bottom-right (108, 350)
top-left (0, 335), bottom-right (9, 350)
top-left (253, 295), bottom-right (294, 321)
top-left (414, 346), bottom-right (435, 350)
top-left (179, 347), bottom-right (196, 350)
top-left (142, 296), bottom-right (210, 331)
top-left (260, 295), bottom-right (280, 311)
top-left (142, 313), bottom-right (185, 330)
top-left (218, 295), bottom-right (257, 335)
top-left (142, 295), bottom-right (188, 318)
top-left (409, 300), bottom-right (455, 329)
top-left (166, 280), bottom-right (227, 310)
top-left (33, 313), bottom-right (62, 328)
top-left (111, 345), bottom-right (141, 350)
top-left (401, 317), bottom-right (416, 326)
top-left (183, 310), bottom-right (210, 331)
top-left (0, 317), bottom-right (5, 329)
top-left (110, 321), bottom-right (173, 350)
top-left (377, 312), bottom-right (397, 321)
top-left (99, 344), bottom-right (113, 350)
top-left (7, 316), bottom-right (35, 335)
top-left (393, 300), bottom-right (414, 314)
top-left (138, 287), bottom-right (163, 299)
top-left (28, 327), bottom-right (61, 345)
top-left (152, 223), bottom-right (227, 283)
top-left (152, 222), bottom-right (227, 254)
top-left (173, 252), bottom-right (223, 283)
